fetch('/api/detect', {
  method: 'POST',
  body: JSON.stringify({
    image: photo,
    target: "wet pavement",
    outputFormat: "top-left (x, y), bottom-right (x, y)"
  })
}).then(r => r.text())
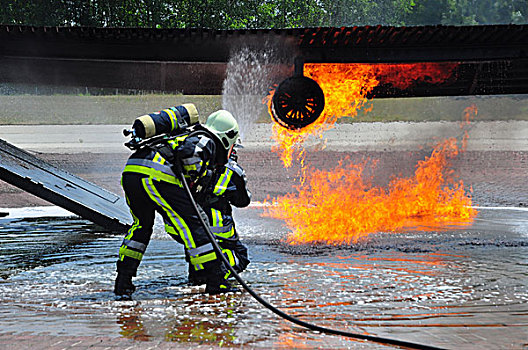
top-left (0, 205), bottom-right (527, 349)
top-left (0, 123), bottom-right (527, 349)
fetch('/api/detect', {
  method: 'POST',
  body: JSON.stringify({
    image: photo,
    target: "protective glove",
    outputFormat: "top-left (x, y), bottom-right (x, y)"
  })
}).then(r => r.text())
top-left (114, 272), bottom-right (136, 298)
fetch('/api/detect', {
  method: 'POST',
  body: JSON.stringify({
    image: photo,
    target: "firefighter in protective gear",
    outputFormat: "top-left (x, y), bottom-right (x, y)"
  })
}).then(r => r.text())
top-left (115, 106), bottom-right (241, 298)
top-left (185, 144), bottom-right (251, 285)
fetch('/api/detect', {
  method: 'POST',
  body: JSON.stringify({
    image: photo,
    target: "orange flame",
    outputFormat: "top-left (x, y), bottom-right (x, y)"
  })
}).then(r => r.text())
top-left (461, 104), bottom-right (478, 150)
top-left (263, 62), bottom-right (476, 245)
top-left (263, 137), bottom-right (477, 245)
top-left (376, 62), bottom-right (458, 90)
top-left (267, 62), bottom-right (458, 167)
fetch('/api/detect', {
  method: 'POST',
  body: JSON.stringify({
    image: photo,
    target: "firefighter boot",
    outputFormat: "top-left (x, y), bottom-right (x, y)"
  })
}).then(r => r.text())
top-left (188, 264), bottom-right (207, 286)
top-left (114, 272), bottom-right (136, 299)
top-left (205, 271), bottom-right (240, 295)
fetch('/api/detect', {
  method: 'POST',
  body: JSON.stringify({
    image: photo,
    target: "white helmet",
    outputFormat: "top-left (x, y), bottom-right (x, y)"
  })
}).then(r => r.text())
top-left (204, 110), bottom-right (239, 151)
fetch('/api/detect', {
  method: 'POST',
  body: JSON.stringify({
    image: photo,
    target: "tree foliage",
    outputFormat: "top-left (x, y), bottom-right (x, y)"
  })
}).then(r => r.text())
top-left (0, 0), bottom-right (526, 28)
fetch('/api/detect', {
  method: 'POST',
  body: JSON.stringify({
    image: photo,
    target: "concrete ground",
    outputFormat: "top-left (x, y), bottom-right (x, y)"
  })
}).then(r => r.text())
top-left (0, 334), bottom-right (224, 350)
top-left (1, 121), bottom-right (527, 208)
top-left (0, 122), bottom-right (527, 349)
top-left (0, 121), bottom-right (527, 154)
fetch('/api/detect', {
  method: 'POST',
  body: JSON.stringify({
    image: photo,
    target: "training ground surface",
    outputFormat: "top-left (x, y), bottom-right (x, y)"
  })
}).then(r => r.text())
top-left (0, 122), bottom-right (527, 349)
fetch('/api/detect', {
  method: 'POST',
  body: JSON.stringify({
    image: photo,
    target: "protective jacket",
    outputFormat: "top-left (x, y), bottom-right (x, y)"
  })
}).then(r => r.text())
top-left (203, 159), bottom-right (251, 272)
top-left (118, 121), bottom-right (226, 278)
top-left (205, 160), bottom-right (250, 237)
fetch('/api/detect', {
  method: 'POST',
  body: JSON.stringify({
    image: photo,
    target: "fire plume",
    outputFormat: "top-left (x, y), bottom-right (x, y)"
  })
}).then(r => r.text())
top-left (267, 62), bottom-right (458, 167)
top-left (376, 62), bottom-right (458, 90)
top-left (461, 104), bottom-right (478, 150)
top-left (264, 137), bottom-right (477, 245)
top-left (264, 62), bottom-right (476, 245)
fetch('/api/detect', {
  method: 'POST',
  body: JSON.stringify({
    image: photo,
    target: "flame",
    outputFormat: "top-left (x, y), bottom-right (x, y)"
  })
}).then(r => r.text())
top-left (461, 104), bottom-right (478, 150)
top-left (263, 62), bottom-right (475, 245)
top-left (267, 62), bottom-right (458, 167)
top-left (376, 62), bottom-right (458, 90)
top-left (264, 137), bottom-right (477, 245)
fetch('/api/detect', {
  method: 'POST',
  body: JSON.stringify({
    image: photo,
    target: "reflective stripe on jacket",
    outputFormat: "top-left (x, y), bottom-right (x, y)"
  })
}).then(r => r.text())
top-left (204, 160), bottom-right (251, 240)
top-left (123, 132), bottom-right (216, 186)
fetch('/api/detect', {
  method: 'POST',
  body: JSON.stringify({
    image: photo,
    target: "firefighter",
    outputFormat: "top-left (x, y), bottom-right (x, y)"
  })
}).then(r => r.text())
top-left (115, 105), bottom-right (241, 298)
top-left (184, 144), bottom-right (251, 285)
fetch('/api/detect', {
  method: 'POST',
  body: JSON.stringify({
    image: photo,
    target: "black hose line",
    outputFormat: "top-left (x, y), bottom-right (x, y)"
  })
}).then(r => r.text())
top-left (177, 166), bottom-right (445, 350)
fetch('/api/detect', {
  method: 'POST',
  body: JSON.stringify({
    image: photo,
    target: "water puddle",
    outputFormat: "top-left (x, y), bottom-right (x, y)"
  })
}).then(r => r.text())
top-left (0, 206), bottom-right (527, 349)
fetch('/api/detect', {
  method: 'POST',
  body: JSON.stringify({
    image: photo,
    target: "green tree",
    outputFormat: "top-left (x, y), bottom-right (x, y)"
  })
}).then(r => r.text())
top-left (0, 0), bottom-right (526, 28)
top-left (405, 0), bottom-right (450, 25)
top-left (439, 0), bottom-right (527, 25)
top-left (321, 0), bottom-right (416, 26)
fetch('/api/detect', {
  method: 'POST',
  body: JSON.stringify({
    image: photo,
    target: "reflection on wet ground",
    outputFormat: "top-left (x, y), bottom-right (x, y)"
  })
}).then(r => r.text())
top-left (0, 206), bottom-right (527, 349)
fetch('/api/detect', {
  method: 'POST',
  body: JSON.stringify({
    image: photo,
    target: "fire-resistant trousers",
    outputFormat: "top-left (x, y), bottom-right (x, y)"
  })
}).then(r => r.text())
top-left (117, 172), bottom-right (225, 277)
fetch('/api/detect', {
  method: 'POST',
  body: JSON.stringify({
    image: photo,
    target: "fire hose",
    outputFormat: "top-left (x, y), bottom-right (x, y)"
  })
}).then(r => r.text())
top-left (174, 162), bottom-right (446, 350)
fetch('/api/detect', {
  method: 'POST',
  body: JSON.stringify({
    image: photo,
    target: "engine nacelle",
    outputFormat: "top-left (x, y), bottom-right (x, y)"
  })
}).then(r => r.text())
top-left (271, 75), bottom-right (325, 130)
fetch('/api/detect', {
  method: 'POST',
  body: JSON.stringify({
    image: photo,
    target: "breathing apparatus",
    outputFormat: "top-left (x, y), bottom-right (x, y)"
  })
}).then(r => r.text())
top-left (123, 105), bottom-right (239, 163)
top-left (123, 103), bottom-right (200, 150)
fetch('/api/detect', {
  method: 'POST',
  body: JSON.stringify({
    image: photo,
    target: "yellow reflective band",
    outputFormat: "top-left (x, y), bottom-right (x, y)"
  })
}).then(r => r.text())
top-left (119, 245), bottom-right (144, 261)
top-left (211, 208), bottom-right (222, 227)
top-left (124, 231), bottom-right (134, 242)
top-left (168, 136), bottom-right (188, 150)
top-left (165, 224), bottom-right (176, 234)
top-left (211, 208), bottom-right (218, 227)
top-left (214, 226), bottom-right (235, 239)
top-left (190, 252), bottom-right (217, 265)
top-left (183, 164), bottom-right (198, 173)
top-left (223, 249), bottom-right (236, 267)
top-left (125, 222), bottom-right (139, 239)
top-left (120, 193), bottom-right (146, 260)
top-left (143, 178), bottom-right (196, 249)
top-left (164, 108), bottom-right (177, 131)
top-left (214, 169), bottom-right (233, 195)
top-left (124, 204), bottom-right (141, 240)
top-left (153, 152), bottom-right (165, 164)
top-left (164, 224), bottom-right (185, 243)
top-left (123, 165), bottom-right (182, 185)
top-left (167, 139), bottom-right (178, 149)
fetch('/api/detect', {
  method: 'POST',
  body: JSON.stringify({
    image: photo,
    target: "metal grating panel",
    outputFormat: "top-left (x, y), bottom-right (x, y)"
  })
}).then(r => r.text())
top-left (0, 138), bottom-right (132, 232)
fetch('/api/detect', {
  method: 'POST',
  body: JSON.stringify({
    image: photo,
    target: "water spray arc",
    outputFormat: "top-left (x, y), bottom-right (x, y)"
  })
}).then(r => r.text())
top-left (222, 47), bottom-right (280, 140)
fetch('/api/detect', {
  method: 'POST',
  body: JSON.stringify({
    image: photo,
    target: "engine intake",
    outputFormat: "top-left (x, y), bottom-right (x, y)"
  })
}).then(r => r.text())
top-left (271, 75), bottom-right (325, 130)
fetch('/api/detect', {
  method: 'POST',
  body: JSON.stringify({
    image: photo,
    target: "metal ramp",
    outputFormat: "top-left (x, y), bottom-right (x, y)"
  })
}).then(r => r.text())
top-left (0, 138), bottom-right (132, 232)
